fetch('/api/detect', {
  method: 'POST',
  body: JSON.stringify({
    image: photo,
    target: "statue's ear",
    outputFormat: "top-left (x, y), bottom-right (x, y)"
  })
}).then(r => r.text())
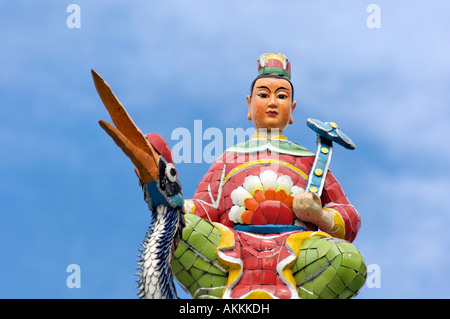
top-left (289, 100), bottom-right (297, 125)
top-left (246, 95), bottom-right (252, 121)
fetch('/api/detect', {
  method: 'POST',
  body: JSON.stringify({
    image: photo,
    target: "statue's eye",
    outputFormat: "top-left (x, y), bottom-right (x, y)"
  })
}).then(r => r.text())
top-left (257, 93), bottom-right (268, 98)
top-left (165, 163), bottom-right (177, 183)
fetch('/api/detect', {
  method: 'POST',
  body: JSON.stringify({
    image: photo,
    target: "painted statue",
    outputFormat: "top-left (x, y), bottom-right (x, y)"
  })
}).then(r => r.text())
top-left (93, 53), bottom-right (366, 299)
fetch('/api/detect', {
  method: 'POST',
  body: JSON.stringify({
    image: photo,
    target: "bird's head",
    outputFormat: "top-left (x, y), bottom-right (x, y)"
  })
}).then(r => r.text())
top-left (139, 133), bottom-right (184, 209)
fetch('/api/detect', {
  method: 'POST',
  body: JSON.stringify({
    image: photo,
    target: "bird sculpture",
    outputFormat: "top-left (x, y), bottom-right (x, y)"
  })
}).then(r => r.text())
top-left (92, 70), bottom-right (185, 298)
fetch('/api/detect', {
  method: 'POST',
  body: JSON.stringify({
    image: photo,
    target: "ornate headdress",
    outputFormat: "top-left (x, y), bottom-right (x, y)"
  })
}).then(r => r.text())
top-left (257, 53), bottom-right (291, 80)
top-left (251, 52), bottom-right (294, 99)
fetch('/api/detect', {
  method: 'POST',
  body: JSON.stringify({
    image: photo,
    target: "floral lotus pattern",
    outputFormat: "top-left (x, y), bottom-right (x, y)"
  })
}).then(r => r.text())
top-left (229, 170), bottom-right (304, 225)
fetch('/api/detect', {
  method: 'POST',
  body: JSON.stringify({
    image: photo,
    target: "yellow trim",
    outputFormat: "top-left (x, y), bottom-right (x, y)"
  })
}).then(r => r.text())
top-left (223, 159), bottom-right (308, 185)
top-left (309, 187), bottom-right (318, 193)
top-left (183, 199), bottom-right (196, 214)
top-left (264, 53), bottom-right (285, 65)
top-left (323, 207), bottom-right (346, 239)
top-left (213, 223), bottom-right (241, 296)
top-left (283, 231), bottom-right (331, 288)
top-left (251, 133), bottom-right (288, 141)
top-left (244, 290), bottom-right (274, 299)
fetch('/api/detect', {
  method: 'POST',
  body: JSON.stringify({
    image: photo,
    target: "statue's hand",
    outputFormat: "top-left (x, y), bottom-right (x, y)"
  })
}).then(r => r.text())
top-left (293, 192), bottom-right (333, 232)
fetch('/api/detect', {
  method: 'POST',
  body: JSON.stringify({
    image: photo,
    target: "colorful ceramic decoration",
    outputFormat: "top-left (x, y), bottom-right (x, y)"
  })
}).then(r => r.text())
top-left (94, 53), bottom-right (366, 299)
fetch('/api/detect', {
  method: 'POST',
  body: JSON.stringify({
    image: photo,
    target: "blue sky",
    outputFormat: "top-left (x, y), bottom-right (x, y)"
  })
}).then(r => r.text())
top-left (1, 1), bottom-right (449, 299)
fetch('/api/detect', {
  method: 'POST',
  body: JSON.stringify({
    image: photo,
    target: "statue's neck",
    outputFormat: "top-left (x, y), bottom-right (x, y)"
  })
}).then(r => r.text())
top-left (254, 128), bottom-right (285, 140)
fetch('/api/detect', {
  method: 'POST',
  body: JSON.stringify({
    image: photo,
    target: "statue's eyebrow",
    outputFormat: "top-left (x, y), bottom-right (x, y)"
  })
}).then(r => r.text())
top-left (275, 87), bottom-right (290, 92)
top-left (256, 86), bottom-right (291, 92)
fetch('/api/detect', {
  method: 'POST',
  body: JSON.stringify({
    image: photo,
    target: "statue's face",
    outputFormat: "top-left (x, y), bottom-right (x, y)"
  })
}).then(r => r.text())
top-left (246, 77), bottom-right (296, 133)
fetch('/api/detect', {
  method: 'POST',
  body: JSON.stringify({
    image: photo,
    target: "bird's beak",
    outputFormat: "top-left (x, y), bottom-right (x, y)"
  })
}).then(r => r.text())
top-left (93, 69), bottom-right (160, 183)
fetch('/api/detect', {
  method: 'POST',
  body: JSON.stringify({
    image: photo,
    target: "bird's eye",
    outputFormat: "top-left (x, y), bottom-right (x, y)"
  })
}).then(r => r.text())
top-left (165, 163), bottom-right (177, 182)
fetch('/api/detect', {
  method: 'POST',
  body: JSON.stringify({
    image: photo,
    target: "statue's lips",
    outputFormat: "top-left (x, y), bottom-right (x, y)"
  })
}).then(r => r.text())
top-left (266, 110), bottom-right (278, 116)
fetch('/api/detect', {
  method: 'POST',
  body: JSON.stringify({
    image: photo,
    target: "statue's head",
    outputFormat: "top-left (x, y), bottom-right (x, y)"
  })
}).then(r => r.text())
top-left (246, 53), bottom-right (296, 135)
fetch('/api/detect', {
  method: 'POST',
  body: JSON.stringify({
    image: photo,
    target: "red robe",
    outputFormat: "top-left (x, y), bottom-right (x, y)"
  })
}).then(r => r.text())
top-left (183, 135), bottom-right (361, 298)
top-left (187, 135), bottom-right (360, 242)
